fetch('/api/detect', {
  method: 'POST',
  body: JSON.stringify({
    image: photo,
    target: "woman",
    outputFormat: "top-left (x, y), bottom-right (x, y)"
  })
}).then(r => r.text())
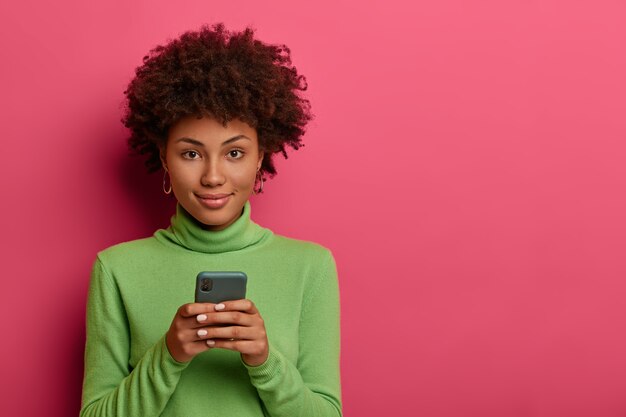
top-left (80, 23), bottom-right (342, 417)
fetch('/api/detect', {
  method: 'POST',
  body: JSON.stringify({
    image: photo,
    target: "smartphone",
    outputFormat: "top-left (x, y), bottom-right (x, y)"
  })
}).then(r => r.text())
top-left (195, 271), bottom-right (247, 304)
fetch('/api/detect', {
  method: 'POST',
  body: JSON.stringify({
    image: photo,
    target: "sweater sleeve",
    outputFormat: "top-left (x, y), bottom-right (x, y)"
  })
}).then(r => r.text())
top-left (80, 256), bottom-right (189, 417)
top-left (243, 249), bottom-right (342, 417)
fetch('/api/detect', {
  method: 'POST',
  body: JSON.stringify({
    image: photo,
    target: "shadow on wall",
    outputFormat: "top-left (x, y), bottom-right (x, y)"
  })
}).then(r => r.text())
top-left (117, 146), bottom-right (178, 234)
top-left (61, 291), bottom-right (89, 416)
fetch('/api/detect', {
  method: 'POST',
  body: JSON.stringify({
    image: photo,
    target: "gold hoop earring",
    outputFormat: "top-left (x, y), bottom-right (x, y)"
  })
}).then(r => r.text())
top-left (163, 170), bottom-right (172, 195)
top-left (253, 170), bottom-right (264, 194)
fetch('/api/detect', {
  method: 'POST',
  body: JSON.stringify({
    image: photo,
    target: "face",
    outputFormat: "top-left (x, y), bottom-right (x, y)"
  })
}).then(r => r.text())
top-left (160, 115), bottom-right (264, 231)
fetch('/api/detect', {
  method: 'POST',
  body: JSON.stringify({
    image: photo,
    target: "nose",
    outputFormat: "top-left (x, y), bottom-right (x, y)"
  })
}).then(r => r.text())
top-left (201, 158), bottom-right (226, 187)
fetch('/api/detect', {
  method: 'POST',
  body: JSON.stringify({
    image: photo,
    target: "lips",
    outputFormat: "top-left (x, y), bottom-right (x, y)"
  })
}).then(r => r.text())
top-left (197, 193), bottom-right (232, 199)
top-left (196, 193), bottom-right (232, 209)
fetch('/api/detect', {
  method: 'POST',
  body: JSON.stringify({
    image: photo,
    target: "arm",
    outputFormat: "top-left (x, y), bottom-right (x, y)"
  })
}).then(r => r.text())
top-left (243, 249), bottom-right (342, 416)
top-left (80, 257), bottom-right (189, 417)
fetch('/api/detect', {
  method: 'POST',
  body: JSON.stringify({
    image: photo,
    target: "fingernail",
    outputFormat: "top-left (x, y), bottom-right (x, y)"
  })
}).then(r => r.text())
top-left (197, 314), bottom-right (207, 322)
top-left (197, 329), bottom-right (207, 337)
top-left (215, 303), bottom-right (225, 311)
top-left (206, 339), bottom-right (215, 346)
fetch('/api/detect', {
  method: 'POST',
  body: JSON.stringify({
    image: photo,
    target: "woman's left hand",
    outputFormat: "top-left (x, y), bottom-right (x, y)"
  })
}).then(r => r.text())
top-left (195, 299), bottom-right (269, 366)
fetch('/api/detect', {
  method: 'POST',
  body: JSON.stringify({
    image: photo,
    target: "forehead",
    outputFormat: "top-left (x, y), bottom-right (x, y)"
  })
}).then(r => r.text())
top-left (168, 116), bottom-right (258, 145)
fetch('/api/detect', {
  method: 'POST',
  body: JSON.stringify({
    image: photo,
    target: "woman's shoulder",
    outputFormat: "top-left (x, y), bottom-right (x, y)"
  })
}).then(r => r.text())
top-left (268, 233), bottom-right (339, 285)
top-left (93, 236), bottom-right (162, 266)
top-left (269, 232), bottom-right (335, 262)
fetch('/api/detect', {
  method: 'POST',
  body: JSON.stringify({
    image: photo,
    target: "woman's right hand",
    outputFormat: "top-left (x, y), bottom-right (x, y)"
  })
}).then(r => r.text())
top-left (165, 302), bottom-right (217, 363)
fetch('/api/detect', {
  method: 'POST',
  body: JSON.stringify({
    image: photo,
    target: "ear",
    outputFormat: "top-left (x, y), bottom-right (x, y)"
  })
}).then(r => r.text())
top-left (257, 149), bottom-right (265, 171)
top-left (159, 144), bottom-right (168, 171)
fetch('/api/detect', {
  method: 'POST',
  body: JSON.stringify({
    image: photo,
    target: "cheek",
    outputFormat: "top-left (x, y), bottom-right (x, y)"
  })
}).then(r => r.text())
top-left (231, 165), bottom-right (257, 187)
top-left (168, 165), bottom-right (197, 189)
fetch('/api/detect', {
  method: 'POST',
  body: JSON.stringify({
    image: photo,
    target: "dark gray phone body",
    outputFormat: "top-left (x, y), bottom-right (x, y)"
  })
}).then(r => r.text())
top-left (195, 271), bottom-right (247, 304)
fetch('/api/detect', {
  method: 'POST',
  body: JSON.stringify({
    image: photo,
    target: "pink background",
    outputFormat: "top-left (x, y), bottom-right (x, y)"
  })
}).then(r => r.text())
top-left (1, 1), bottom-right (625, 416)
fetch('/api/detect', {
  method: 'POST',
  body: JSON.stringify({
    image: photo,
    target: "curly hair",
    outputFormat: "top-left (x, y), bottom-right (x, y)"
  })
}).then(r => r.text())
top-left (121, 22), bottom-right (312, 180)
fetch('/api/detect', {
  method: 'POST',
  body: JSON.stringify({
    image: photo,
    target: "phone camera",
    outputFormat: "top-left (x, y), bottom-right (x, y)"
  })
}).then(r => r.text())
top-left (200, 278), bottom-right (213, 292)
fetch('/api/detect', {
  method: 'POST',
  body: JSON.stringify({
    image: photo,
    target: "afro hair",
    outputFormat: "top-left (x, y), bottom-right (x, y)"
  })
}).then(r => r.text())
top-left (121, 22), bottom-right (312, 181)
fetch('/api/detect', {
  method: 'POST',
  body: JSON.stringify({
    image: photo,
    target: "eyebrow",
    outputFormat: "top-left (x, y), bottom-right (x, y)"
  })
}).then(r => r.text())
top-left (175, 135), bottom-right (251, 147)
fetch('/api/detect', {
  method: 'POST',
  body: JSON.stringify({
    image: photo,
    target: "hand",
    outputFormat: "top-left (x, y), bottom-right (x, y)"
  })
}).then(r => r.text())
top-left (195, 299), bottom-right (269, 367)
top-left (165, 302), bottom-right (222, 363)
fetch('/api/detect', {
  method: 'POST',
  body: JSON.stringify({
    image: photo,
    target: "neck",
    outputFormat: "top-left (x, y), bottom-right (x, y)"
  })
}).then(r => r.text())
top-left (154, 200), bottom-right (272, 253)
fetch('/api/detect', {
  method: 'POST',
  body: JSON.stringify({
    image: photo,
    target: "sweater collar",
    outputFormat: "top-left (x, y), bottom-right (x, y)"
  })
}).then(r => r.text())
top-left (155, 200), bottom-right (271, 253)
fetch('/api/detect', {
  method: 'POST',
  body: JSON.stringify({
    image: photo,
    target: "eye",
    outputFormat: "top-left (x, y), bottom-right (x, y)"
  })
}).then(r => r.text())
top-left (228, 149), bottom-right (245, 159)
top-left (182, 150), bottom-right (200, 159)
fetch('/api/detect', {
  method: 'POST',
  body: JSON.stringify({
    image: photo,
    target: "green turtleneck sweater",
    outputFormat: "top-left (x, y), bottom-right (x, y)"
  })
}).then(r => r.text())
top-left (80, 201), bottom-right (341, 417)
